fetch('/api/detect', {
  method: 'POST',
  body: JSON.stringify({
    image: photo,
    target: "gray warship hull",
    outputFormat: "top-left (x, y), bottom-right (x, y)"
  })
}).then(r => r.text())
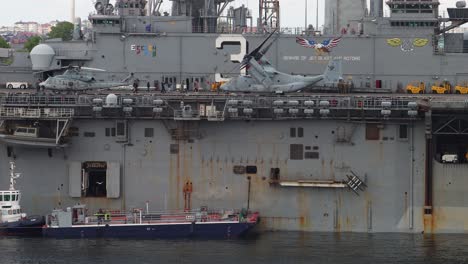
top-left (0, 91), bottom-right (465, 234)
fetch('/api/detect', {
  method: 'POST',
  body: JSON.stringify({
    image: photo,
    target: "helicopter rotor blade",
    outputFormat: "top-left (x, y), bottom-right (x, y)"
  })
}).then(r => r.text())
top-left (60, 65), bottom-right (106, 72)
top-left (237, 29), bottom-right (278, 70)
top-left (80, 67), bottom-right (107, 72)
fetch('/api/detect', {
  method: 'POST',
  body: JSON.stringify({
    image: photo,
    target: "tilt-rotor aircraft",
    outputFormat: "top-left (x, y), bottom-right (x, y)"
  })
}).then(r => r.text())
top-left (220, 31), bottom-right (342, 93)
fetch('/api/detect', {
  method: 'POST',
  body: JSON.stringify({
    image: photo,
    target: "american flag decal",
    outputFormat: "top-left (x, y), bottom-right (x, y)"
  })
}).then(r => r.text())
top-left (296, 36), bottom-right (342, 53)
top-left (295, 37), bottom-right (316, 48)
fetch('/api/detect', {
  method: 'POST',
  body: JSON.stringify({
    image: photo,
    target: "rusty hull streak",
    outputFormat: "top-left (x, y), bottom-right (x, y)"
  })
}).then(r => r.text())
top-left (423, 212), bottom-right (433, 234)
top-left (297, 188), bottom-right (311, 230)
top-left (335, 194), bottom-right (342, 232)
top-left (169, 143), bottom-right (177, 209)
top-left (364, 191), bottom-right (372, 231)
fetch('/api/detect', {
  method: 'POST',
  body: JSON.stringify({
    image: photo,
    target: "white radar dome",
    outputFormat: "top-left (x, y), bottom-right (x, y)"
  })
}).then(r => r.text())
top-left (30, 44), bottom-right (55, 71)
top-left (105, 94), bottom-right (118, 106)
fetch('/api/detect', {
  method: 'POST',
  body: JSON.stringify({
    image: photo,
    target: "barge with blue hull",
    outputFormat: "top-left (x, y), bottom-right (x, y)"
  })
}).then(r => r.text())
top-left (43, 204), bottom-right (259, 239)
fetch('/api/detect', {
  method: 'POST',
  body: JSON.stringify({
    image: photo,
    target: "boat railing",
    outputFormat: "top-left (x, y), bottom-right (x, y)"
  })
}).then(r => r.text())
top-left (0, 94), bottom-right (78, 105)
top-left (191, 25), bottom-right (318, 36)
top-left (78, 208), bottom-right (250, 225)
top-left (0, 107), bottom-right (74, 119)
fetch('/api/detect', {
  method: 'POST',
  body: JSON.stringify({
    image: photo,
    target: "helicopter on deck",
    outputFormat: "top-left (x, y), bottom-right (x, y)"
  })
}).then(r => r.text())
top-left (38, 66), bottom-right (134, 92)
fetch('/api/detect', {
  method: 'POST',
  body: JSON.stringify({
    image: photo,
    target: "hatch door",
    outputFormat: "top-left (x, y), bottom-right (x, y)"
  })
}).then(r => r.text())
top-left (68, 162), bottom-right (82, 198)
top-left (106, 162), bottom-right (121, 198)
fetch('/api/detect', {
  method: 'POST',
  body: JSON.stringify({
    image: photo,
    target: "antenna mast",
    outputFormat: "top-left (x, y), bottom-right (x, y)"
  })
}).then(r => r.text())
top-left (71, 0), bottom-right (76, 22)
top-left (259, 0), bottom-right (280, 32)
top-left (9, 162), bottom-right (21, 191)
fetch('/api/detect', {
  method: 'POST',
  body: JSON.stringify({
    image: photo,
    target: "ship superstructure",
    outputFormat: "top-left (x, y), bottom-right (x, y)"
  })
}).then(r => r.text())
top-left (0, 0), bottom-right (468, 233)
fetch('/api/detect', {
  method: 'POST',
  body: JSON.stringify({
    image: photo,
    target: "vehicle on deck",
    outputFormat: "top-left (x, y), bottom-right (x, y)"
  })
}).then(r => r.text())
top-left (5, 82), bottom-right (28, 89)
top-left (431, 80), bottom-right (452, 94)
top-left (442, 154), bottom-right (458, 163)
top-left (406, 81), bottom-right (426, 94)
top-left (455, 82), bottom-right (468, 94)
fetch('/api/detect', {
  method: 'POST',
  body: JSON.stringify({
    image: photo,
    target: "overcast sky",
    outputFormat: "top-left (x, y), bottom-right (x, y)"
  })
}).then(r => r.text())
top-left (0, 0), bottom-right (461, 28)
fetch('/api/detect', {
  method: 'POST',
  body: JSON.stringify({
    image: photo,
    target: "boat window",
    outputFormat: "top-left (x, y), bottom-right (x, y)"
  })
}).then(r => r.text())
top-left (116, 121), bottom-right (126, 136)
top-left (0, 195), bottom-right (3, 201)
top-left (298, 127), bottom-right (304, 138)
top-left (4, 195), bottom-right (10, 201)
top-left (8, 210), bottom-right (12, 215)
top-left (69, 127), bottom-right (79, 137)
top-left (290, 144), bottom-right (304, 160)
top-left (28, 128), bottom-right (36, 134)
top-left (290, 127), bottom-right (296, 137)
top-left (105, 127), bottom-right (116, 137)
top-left (399, 124), bottom-right (408, 139)
top-left (144, 128), bottom-right (154, 138)
top-left (305, 152), bottom-right (319, 159)
top-left (246, 166), bottom-right (257, 174)
top-left (16, 128), bottom-right (27, 133)
top-left (170, 144), bottom-right (179, 154)
top-left (84, 132), bottom-right (95, 137)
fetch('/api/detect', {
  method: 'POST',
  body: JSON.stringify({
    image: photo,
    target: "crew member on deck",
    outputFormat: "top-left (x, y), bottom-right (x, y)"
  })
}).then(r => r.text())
top-left (96, 209), bottom-right (104, 224)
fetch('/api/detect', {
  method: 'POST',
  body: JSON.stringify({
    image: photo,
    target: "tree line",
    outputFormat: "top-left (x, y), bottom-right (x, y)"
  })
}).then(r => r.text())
top-left (0, 21), bottom-right (74, 52)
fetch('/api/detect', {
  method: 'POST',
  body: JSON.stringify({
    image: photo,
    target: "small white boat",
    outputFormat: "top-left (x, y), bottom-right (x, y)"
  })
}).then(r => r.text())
top-left (0, 162), bottom-right (44, 236)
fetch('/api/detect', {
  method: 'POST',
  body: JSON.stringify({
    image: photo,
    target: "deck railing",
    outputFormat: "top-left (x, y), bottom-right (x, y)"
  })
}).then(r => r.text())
top-left (0, 107), bottom-right (74, 118)
top-left (75, 208), bottom-right (248, 226)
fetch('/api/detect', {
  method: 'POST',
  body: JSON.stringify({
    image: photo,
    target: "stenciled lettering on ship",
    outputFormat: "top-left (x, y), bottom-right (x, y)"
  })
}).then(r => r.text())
top-left (130, 44), bottom-right (157, 57)
top-left (215, 35), bottom-right (247, 82)
top-left (282, 55), bottom-right (361, 62)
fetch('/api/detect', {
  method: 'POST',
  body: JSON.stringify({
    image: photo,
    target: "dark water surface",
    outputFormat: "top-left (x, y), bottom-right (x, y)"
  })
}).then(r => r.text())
top-left (1, 232), bottom-right (468, 264)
